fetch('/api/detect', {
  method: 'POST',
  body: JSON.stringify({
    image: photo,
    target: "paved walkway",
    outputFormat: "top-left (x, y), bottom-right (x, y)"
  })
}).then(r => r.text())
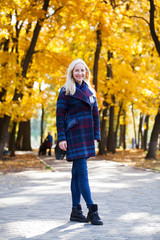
top-left (0, 155), bottom-right (160, 240)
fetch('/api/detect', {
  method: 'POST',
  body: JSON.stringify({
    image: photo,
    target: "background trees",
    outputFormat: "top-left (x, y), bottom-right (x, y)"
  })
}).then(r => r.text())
top-left (0, 0), bottom-right (159, 159)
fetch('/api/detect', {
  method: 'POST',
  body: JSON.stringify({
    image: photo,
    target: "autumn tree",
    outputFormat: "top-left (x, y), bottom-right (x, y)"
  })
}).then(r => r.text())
top-left (0, 0), bottom-right (159, 160)
top-left (0, 0), bottom-right (50, 158)
top-left (96, 0), bottom-right (160, 154)
top-left (146, 0), bottom-right (160, 159)
top-left (117, 0), bottom-right (160, 157)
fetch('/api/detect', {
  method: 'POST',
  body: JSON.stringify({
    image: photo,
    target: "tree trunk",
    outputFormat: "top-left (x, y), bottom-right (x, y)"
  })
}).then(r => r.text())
top-left (119, 113), bottom-right (126, 149)
top-left (107, 101), bottom-right (115, 153)
top-left (141, 114), bottom-right (146, 149)
top-left (16, 122), bottom-right (23, 150)
top-left (119, 124), bottom-right (123, 148)
top-left (106, 50), bottom-right (115, 153)
top-left (16, 0), bottom-right (50, 150)
top-left (99, 107), bottom-right (108, 154)
top-left (149, 0), bottom-right (160, 56)
top-left (146, 0), bottom-right (160, 158)
top-left (0, 21), bottom-right (21, 158)
top-left (119, 125), bottom-right (126, 149)
top-left (144, 115), bottom-right (149, 151)
top-left (145, 111), bottom-right (160, 159)
top-left (0, 0), bottom-right (50, 158)
top-left (22, 0), bottom-right (50, 78)
top-left (92, 24), bottom-right (102, 154)
top-left (16, 121), bottom-right (32, 151)
top-left (137, 113), bottom-right (143, 149)
top-left (93, 25), bottom-right (102, 91)
top-left (123, 114), bottom-right (126, 150)
top-left (107, 51), bottom-right (113, 79)
top-left (41, 107), bottom-right (45, 144)
top-left (0, 116), bottom-right (10, 159)
top-left (0, 40), bottom-right (11, 159)
top-left (131, 103), bottom-right (137, 148)
top-left (9, 122), bottom-right (17, 156)
top-left (22, 121), bottom-right (32, 150)
top-left (115, 102), bottom-right (123, 148)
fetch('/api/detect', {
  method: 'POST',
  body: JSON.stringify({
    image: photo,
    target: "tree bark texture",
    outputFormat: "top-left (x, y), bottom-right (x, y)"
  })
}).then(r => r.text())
top-left (106, 50), bottom-right (115, 153)
top-left (119, 113), bottom-right (126, 149)
top-left (131, 104), bottom-right (137, 147)
top-left (0, 116), bottom-right (10, 159)
top-left (146, 0), bottom-right (160, 158)
top-left (107, 102), bottom-right (115, 153)
top-left (145, 111), bottom-right (160, 159)
top-left (107, 51), bottom-right (113, 79)
top-left (144, 115), bottom-right (149, 151)
top-left (99, 107), bottom-right (108, 154)
top-left (119, 125), bottom-right (126, 149)
top-left (115, 102), bottom-right (123, 148)
top-left (16, 121), bottom-right (32, 151)
top-left (41, 107), bottom-right (45, 144)
top-left (93, 26), bottom-right (102, 91)
top-left (119, 124), bottom-right (123, 148)
top-left (9, 122), bottom-right (17, 156)
top-left (149, 0), bottom-right (160, 56)
top-left (137, 113), bottom-right (143, 149)
top-left (0, 39), bottom-right (11, 159)
top-left (123, 114), bottom-right (126, 150)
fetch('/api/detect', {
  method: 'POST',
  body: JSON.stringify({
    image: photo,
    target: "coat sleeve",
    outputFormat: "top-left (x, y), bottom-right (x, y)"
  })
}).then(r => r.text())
top-left (92, 97), bottom-right (101, 141)
top-left (56, 88), bottom-right (67, 142)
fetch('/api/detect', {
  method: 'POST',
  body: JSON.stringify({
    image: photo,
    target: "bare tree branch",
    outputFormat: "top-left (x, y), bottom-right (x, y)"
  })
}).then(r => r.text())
top-left (22, 0), bottom-right (50, 78)
top-left (103, 0), bottom-right (129, 9)
top-left (149, 0), bottom-right (160, 56)
top-left (122, 14), bottom-right (149, 25)
top-left (46, 6), bottom-right (64, 18)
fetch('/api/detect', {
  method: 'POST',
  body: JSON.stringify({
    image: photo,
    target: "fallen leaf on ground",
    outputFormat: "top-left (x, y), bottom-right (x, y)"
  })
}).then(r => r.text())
top-left (0, 153), bottom-right (45, 174)
top-left (96, 149), bottom-right (160, 172)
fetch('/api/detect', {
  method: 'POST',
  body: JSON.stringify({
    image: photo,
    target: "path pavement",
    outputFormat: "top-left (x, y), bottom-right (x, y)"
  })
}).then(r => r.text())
top-left (0, 154), bottom-right (160, 240)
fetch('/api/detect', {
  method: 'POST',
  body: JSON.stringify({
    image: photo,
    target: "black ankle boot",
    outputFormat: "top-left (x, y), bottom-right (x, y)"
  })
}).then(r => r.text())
top-left (87, 204), bottom-right (103, 225)
top-left (70, 204), bottom-right (88, 222)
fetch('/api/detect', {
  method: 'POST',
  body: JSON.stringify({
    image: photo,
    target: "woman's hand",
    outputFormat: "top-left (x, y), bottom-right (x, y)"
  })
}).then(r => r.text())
top-left (59, 141), bottom-right (67, 151)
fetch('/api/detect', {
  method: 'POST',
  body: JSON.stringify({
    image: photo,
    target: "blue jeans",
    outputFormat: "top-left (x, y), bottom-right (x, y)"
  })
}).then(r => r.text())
top-left (71, 158), bottom-right (94, 208)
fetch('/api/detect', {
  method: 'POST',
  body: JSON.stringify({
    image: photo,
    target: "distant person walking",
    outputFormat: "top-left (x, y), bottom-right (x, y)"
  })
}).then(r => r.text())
top-left (56, 59), bottom-right (103, 225)
top-left (132, 138), bottom-right (135, 149)
top-left (45, 132), bottom-right (53, 156)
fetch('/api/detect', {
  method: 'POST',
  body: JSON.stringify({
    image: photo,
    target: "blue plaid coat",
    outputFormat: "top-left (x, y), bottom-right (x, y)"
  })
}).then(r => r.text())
top-left (56, 82), bottom-right (101, 161)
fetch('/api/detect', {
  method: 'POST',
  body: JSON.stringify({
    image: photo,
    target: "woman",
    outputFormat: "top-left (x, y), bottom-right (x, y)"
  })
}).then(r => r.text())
top-left (56, 59), bottom-right (103, 225)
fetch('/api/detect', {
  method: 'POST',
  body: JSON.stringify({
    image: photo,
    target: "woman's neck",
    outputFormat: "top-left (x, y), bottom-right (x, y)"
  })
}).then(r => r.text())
top-left (75, 80), bottom-right (83, 86)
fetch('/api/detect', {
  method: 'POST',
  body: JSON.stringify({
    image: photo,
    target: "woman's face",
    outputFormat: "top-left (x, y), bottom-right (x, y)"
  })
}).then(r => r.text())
top-left (72, 63), bottom-right (86, 85)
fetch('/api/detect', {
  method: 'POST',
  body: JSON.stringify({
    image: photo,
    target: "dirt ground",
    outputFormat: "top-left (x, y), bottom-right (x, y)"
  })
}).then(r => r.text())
top-left (0, 152), bottom-right (45, 174)
top-left (0, 149), bottom-right (160, 174)
top-left (96, 149), bottom-right (160, 172)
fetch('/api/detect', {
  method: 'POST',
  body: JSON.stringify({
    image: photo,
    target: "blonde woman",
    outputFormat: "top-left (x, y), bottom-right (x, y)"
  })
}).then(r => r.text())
top-left (56, 59), bottom-right (103, 225)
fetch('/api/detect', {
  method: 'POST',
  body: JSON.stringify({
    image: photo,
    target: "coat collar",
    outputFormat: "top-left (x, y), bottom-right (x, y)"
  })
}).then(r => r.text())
top-left (72, 82), bottom-right (93, 105)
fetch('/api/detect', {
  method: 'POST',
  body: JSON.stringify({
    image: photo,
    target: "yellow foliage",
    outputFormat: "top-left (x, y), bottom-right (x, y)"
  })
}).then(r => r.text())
top-left (0, 0), bottom-right (160, 124)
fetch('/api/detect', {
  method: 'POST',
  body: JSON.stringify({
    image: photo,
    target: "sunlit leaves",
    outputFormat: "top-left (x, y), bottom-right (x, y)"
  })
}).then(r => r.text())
top-left (0, 0), bottom-right (160, 124)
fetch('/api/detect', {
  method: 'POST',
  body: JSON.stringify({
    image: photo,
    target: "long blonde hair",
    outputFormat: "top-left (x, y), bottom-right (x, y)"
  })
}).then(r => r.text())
top-left (64, 59), bottom-right (95, 96)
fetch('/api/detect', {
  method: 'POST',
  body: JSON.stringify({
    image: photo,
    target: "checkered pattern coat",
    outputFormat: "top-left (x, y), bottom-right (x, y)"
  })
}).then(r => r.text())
top-left (56, 83), bottom-right (101, 161)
